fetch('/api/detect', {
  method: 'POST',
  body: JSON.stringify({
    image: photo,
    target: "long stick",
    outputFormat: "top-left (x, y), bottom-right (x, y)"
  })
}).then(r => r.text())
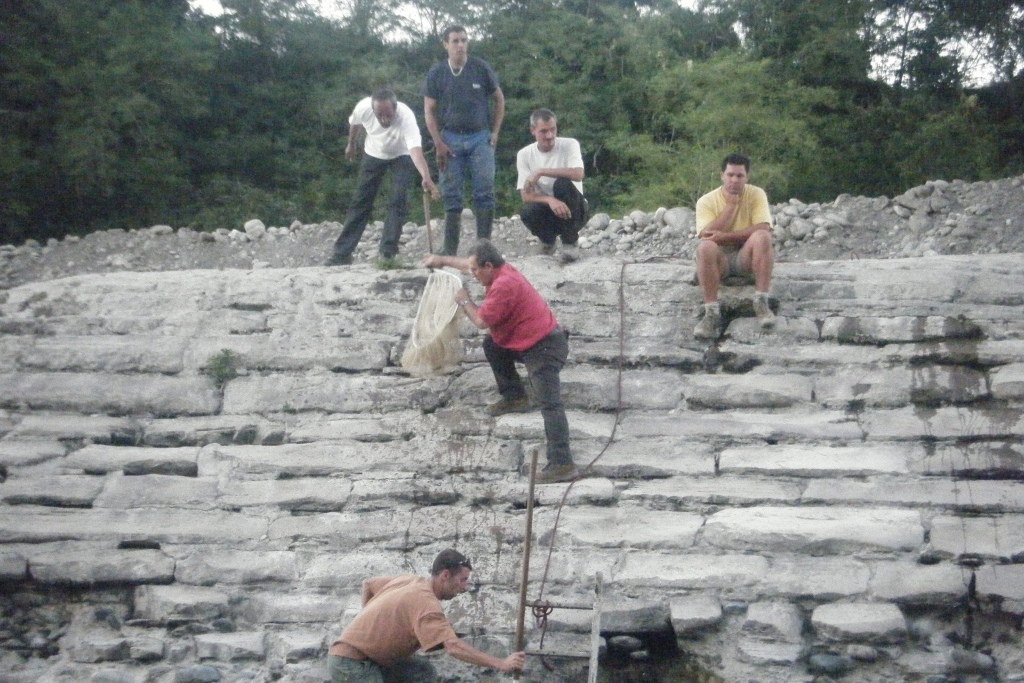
top-left (514, 447), bottom-right (539, 679)
top-left (423, 190), bottom-right (434, 255)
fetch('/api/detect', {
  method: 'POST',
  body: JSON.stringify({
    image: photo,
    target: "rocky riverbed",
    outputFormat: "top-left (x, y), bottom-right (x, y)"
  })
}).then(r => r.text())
top-left (2, 175), bottom-right (1024, 288)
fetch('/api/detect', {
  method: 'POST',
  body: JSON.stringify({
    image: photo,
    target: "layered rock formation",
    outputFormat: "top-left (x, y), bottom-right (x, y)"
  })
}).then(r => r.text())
top-left (1, 253), bottom-right (1023, 683)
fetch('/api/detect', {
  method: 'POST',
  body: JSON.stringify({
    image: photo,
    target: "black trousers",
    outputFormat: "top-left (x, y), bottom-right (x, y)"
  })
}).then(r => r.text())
top-left (333, 153), bottom-right (416, 259)
top-left (483, 327), bottom-right (573, 467)
top-left (520, 177), bottom-right (585, 247)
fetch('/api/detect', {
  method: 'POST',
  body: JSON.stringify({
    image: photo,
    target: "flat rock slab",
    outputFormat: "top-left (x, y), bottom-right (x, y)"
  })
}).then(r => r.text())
top-left (194, 632), bottom-right (266, 661)
top-left (616, 551), bottom-right (769, 589)
top-left (929, 514), bottom-right (1024, 560)
top-left (684, 373), bottom-right (813, 409)
top-left (719, 444), bottom-right (913, 477)
top-left (700, 506), bottom-right (923, 554)
top-left (811, 602), bottom-right (908, 643)
top-left (172, 549), bottom-right (298, 585)
top-left (92, 473), bottom-right (219, 510)
top-left (0, 372), bottom-right (219, 416)
top-left (8, 414), bottom-right (142, 443)
top-left (868, 561), bottom-right (968, 603)
top-left (134, 585), bottom-right (229, 624)
top-left (22, 335), bottom-right (188, 374)
top-left (619, 410), bottom-right (863, 441)
top-left (62, 445), bottom-right (199, 476)
top-left (0, 439), bottom-right (68, 466)
top-left (743, 601), bottom-right (804, 641)
top-left (0, 507), bottom-right (269, 544)
top-left (218, 478), bottom-right (354, 512)
top-left (29, 548), bottom-right (174, 585)
top-left (1, 474), bottom-right (104, 507)
top-left (760, 556), bottom-right (870, 600)
top-left (621, 476), bottom-right (802, 506)
top-left (546, 506), bottom-right (704, 549)
top-left (862, 406), bottom-right (1024, 440)
top-left (991, 363), bottom-right (1024, 399)
top-left (203, 439), bottom-right (519, 476)
top-left (803, 478), bottom-right (1024, 511)
top-left (670, 595), bottom-right (723, 634)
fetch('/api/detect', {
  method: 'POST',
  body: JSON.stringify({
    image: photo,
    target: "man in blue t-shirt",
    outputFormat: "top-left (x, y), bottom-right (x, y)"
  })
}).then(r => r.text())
top-left (423, 25), bottom-right (505, 256)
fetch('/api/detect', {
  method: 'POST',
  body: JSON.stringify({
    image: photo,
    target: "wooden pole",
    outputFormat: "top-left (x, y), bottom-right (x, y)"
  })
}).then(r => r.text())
top-left (513, 447), bottom-right (539, 680)
top-left (423, 190), bottom-right (434, 255)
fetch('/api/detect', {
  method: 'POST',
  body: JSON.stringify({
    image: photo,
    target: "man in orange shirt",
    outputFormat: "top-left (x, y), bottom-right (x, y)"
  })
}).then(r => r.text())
top-left (327, 549), bottom-right (524, 682)
top-left (693, 153), bottom-right (776, 340)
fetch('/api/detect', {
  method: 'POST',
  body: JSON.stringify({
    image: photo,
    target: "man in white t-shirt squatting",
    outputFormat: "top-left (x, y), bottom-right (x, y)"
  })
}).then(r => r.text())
top-left (515, 108), bottom-right (587, 263)
top-left (327, 88), bottom-right (439, 267)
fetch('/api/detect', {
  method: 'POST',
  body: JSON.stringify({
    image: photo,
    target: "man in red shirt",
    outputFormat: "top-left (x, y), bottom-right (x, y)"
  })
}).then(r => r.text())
top-left (327, 549), bottom-right (524, 682)
top-left (424, 240), bottom-right (579, 484)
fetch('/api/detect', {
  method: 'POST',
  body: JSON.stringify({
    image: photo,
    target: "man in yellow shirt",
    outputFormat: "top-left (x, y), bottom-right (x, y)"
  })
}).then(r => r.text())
top-left (693, 153), bottom-right (775, 340)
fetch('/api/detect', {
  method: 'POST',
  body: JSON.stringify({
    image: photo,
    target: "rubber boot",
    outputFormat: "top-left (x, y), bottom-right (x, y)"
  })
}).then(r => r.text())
top-left (442, 211), bottom-right (461, 256)
top-left (475, 208), bottom-right (493, 240)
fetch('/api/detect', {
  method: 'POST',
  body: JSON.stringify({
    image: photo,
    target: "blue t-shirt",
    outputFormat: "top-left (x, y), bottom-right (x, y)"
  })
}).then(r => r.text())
top-left (423, 56), bottom-right (500, 135)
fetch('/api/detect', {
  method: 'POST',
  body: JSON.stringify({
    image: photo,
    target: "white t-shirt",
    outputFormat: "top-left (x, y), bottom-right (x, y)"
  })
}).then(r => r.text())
top-left (516, 138), bottom-right (584, 196)
top-left (349, 97), bottom-right (423, 161)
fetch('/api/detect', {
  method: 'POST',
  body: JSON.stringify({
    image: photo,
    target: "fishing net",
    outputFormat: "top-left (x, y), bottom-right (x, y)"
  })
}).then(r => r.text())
top-left (400, 269), bottom-right (463, 376)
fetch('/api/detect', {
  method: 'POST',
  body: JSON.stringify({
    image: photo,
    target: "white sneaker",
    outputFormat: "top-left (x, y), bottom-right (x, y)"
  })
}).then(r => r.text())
top-left (693, 309), bottom-right (721, 340)
top-left (753, 296), bottom-right (776, 329)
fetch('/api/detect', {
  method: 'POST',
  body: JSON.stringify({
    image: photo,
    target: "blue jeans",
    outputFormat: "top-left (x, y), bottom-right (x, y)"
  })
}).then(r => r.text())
top-left (484, 327), bottom-right (573, 467)
top-left (440, 129), bottom-right (495, 214)
top-left (327, 655), bottom-right (436, 683)
top-left (333, 154), bottom-right (416, 259)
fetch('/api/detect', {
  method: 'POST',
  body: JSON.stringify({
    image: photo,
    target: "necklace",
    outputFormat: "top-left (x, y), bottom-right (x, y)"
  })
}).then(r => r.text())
top-left (448, 60), bottom-right (464, 77)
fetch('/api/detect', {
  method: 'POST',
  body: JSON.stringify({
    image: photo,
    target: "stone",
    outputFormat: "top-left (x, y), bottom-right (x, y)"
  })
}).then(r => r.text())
top-left (194, 632), bottom-right (266, 661)
top-left (669, 594), bottom-right (722, 635)
top-left (600, 599), bottom-right (671, 633)
top-left (684, 373), bottom-right (812, 409)
top-left (808, 653), bottom-right (853, 675)
top-left (811, 602), bottom-right (907, 643)
top-left (1, 474), bottom-right (104, 506)
top-left (174, 550), bottom-right (297, 585)
top-left (548, 507), bottom-right (703, 549)
top-left (867, 561), bottom-right (968, 603)
top-left (29, 548), bottom-right (175, 585)
top-left (742, 601), bottom-right (803, 642)
top-left (174, 665), bottom-right (222, 683)
top-left (133, 585), bottom-right (230, 624)
top-left (929, 514), bottom-right (1024, 561)
top-left (700, 506), bottom-right (922, 554)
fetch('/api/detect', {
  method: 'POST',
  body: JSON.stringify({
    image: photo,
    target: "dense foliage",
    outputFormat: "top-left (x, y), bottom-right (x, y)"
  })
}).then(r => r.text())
top-left (2, 0), bottom-right (1022, 244)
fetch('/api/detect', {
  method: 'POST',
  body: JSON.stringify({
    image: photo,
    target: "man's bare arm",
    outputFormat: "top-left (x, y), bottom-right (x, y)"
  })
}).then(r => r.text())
top-left (489, 87), bottom-right (505, 147)
top-left (443, 637), bottom-right (524, 673)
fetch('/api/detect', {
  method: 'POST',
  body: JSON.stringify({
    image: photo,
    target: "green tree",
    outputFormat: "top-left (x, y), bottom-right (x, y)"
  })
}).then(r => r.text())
top-left (1, 0), bottom-right (214, 242)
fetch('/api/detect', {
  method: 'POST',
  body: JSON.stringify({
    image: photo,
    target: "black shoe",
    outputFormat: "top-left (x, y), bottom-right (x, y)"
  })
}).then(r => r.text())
top-left (486, 396), bottom-right (532, 417)
top-left (326, 253), bottom-right (353, 266)
top-left (536, 463), bottom-right (580, 484)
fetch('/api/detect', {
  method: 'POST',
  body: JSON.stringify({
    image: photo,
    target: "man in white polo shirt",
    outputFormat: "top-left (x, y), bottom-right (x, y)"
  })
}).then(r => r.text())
top-left (516, 108), bottom-right (587, 263)
top-left (327, 88), bottom-right (439, 267)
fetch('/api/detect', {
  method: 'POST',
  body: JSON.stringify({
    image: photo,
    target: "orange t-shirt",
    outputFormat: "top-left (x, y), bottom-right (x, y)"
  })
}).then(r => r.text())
top-left (329, 575), bottom-right (456, 667)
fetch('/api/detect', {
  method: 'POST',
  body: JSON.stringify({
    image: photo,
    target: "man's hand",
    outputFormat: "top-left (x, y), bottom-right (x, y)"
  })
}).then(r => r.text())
top-left (548, 197), bottom-right (571, 220)
top-left (499, 652), bottom-right (526, 672)
top-left (422, 254), bottom-right (444, 269)
top-left (435, 140), bottom-right (453, 171)
top-left (422, 178), bottom-right (440, 200)
top-left (489, 131), bottom-right (499, 148)
top-left (454, 287), bottom-right (470, 305)
top-left (345, 144), bottom-right (358, 162)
